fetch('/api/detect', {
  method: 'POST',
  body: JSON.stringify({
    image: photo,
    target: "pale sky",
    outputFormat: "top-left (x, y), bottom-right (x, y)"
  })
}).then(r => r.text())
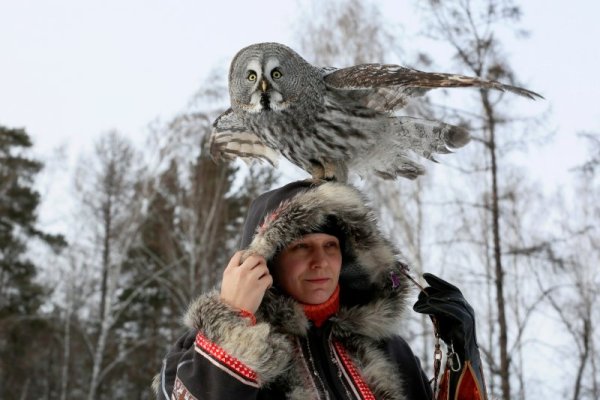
top-left (0, 0), bottom-right (598, 216)
top-left (1, 2), bottom-right (597, 396)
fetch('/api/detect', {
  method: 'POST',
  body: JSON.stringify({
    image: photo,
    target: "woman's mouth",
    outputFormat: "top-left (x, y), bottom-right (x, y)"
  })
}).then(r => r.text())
top-left (306, 278), bottom-right (329, 284)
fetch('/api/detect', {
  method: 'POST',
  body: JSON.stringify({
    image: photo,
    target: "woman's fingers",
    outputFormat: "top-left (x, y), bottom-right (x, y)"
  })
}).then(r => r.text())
top-left (220, 251), bottom-right (272, 313)
top-left (249, 263), bottom-right (271, 282)
top-left (240, 254), bottom-right (267, 270)
top-left (259, 271), bottom-right (274, 289)
top-left (226, 251), bottom-right (244, 269)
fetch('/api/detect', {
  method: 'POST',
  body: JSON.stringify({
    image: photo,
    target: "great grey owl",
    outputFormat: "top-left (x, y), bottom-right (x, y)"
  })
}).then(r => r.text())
top-left (210, 42), bottom-right (542, 181)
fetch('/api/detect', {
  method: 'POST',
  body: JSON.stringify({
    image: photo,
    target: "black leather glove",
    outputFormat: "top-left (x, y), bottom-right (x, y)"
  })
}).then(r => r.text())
top-left (413, 273), bottom-right (476, 356)
top-left (413, 273), bottom-right (488, 400)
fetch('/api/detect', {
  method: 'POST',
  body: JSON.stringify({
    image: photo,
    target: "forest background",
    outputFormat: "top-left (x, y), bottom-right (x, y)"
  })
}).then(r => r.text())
top-left (0, 0), bottom-right (598, 399)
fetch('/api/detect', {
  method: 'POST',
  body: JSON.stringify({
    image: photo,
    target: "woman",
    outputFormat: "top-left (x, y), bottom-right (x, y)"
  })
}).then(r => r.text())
top-left (156, 180), bottom-right (486, 399)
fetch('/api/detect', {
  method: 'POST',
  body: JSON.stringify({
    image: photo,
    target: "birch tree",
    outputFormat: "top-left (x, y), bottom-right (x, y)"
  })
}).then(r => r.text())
top-left (540, 134), bottom-right (600, 400)
top-left (72, 130), bottom-right (146, 400)
top-left (418, 1), bottom-right (548, 398)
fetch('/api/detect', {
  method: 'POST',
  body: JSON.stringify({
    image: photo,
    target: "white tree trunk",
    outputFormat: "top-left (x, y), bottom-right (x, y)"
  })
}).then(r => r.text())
top-left (60, 302), bottom-right (72, 400)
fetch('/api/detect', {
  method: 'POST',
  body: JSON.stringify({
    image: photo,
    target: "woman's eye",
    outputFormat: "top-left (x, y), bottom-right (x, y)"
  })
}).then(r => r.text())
top-left (247, 71), bottom-right (257, 81)
top-left (292, 242), bottom-right (308, 250)
top-left (271, 69), bottom-right (282, 79)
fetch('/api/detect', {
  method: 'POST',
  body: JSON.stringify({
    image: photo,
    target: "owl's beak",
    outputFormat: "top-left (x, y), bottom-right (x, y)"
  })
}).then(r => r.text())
top-left (260, 79), bottom-right (269, 93)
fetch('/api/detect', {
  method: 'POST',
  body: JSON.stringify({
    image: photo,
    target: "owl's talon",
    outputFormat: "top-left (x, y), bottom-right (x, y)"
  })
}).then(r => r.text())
top-left (307, 161), bottom-right (326, 180)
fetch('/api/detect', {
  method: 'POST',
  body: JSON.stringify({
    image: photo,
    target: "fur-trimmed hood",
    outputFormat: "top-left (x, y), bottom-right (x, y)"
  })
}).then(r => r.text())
top-left (241, 180), bottom-right (411, 339)
top-left (177, 180), bottom-right (427, 400)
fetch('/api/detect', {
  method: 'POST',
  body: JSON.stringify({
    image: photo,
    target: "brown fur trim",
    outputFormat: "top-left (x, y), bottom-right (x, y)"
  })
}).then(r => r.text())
top-left (182, 181), bottom-right (418, 396)
top-left (246, 182), bottom-right (411, 339)
top-left (256, 289), bottom-right (310, 335)
top-left (184, 291), bottom-right (292, 384)
top-left (332, 261), bottom-right (411, 340)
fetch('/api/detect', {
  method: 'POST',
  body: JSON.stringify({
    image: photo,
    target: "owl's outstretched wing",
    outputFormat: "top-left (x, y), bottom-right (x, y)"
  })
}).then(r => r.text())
top-left (210, 108), bottom-right (279, 166)
top-left (323, 64), bottom-right (543, 112)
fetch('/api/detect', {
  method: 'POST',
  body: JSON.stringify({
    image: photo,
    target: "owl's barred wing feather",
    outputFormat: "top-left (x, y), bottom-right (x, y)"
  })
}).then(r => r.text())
top-left (351, 116), bottom-right (470, 180)
top-left (210, 108), bottom-right (279, 166)
top-left (323, 64), bottom-right (543, 112)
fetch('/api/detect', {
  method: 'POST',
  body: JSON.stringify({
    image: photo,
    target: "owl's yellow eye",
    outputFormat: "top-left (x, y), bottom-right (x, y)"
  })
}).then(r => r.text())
top-left (247, 71), bottom-right (257, 81)
top-left (271, 69), bottom-right (282, 79)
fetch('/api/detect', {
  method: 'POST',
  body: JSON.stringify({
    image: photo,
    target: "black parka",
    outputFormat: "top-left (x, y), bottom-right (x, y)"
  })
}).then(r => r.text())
top-left (156, 180), bottom-right (433, 399)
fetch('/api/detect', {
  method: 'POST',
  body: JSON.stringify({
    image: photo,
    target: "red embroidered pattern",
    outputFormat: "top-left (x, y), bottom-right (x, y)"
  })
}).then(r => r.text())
top-left (332, 341), bottom-right (376, 400)
top-left (238, 309), bottom-right (257, 325)
top-left (195, 333), bottom-right (258, 385)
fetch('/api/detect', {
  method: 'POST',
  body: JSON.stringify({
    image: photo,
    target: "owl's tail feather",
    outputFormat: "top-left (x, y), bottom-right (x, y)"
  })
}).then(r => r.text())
top-left (354, 117), bottom-right (470, 180)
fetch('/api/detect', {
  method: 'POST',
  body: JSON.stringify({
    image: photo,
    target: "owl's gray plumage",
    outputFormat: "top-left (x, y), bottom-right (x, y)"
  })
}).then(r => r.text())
top-left (210, 42), bottom-right (542, 181)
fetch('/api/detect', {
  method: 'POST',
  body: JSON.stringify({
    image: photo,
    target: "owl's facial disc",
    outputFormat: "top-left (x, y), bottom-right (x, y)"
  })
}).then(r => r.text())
top-left (244, 57), bottom-right (286, 113)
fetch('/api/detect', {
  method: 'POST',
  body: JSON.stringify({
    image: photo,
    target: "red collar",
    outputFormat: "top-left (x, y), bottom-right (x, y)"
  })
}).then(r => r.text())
top-left (302, 285), bottom-right (340, 327)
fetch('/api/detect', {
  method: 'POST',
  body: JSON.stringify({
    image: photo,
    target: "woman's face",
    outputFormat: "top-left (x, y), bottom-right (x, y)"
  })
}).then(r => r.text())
top-left (274, 233), bottom-right (342, 304)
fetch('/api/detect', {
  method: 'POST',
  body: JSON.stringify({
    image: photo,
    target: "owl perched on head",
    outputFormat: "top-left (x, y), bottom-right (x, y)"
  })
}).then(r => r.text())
top-left (210, 42), bottom-right (542, 181)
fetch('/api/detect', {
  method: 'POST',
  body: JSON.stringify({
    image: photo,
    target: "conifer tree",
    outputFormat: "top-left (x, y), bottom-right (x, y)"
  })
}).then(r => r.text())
top-left (0, 125), bottom-right (65, 398)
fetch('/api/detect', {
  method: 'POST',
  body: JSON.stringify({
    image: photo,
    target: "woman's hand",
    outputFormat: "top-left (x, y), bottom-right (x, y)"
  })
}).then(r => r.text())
top-left (413, 273), bottom-right (476, 351)
top-left (220, 251), bottom-right (273, 314)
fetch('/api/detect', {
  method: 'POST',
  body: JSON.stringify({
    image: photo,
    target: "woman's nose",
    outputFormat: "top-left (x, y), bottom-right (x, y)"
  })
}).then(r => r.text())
top-left (309, 247), bottom-right (329, 269)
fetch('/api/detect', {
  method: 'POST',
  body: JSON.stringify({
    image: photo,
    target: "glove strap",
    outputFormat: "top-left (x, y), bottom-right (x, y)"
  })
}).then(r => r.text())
top-left (432, 330), bottom-right (443, 399)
